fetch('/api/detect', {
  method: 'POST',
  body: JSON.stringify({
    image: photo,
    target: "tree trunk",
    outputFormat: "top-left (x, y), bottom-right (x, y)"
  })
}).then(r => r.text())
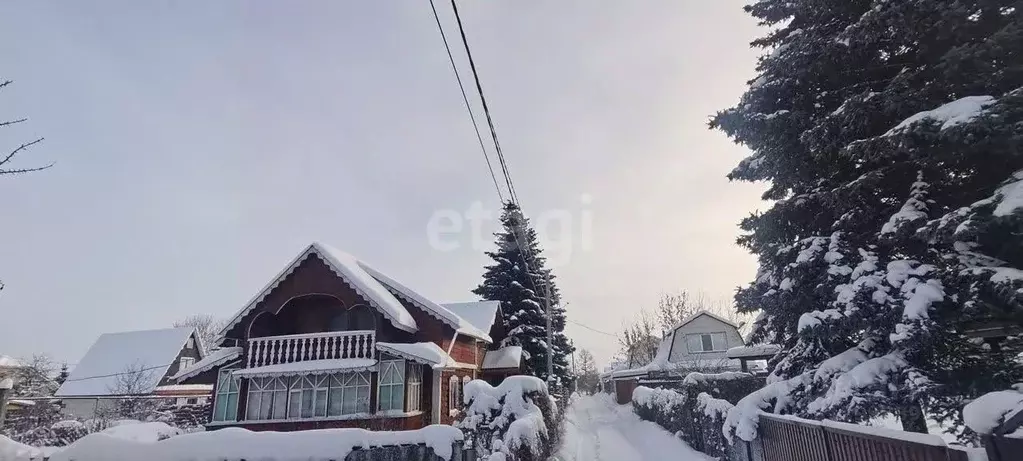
top-left (900, 402), bottom-right (928, 433)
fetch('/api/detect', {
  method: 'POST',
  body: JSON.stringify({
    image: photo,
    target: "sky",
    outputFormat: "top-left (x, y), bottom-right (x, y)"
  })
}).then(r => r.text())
top-left (0, 1), bottom-right (767, 370)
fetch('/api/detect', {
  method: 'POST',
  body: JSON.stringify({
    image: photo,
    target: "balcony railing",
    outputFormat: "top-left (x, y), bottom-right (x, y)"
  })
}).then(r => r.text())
top-left (247, 330), bottom-right (376, 368)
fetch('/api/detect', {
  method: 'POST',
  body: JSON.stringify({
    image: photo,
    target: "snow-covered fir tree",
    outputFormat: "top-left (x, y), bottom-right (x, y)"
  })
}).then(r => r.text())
top-left (473, 202), bottom-right (574, 389)
top-left (714, 0), bottom-right (1023, 438)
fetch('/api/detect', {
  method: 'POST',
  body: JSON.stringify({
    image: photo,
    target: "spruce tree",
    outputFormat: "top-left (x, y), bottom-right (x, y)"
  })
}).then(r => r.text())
top-left (714, 0), bottom-right (1023, 438)
top-left (473, 202), bottom-right (574, 390)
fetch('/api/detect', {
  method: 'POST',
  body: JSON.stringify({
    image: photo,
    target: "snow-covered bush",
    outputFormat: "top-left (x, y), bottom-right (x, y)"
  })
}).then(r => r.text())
top-left (963, 387), bottom-right (1023, 435)
top-left (631, 386), bottom-right (689, 433)
top-left (696, 393), bottom-right (734, 458)
top-left (47, 425), bottom-right (464, 461)
top-left (457, 376), bottom-right (559, 461)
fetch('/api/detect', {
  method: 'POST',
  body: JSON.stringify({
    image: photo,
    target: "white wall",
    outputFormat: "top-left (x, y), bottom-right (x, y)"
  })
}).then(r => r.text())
top-left (61, 398), bottom-right (118, 419)
top-left (667, 314), bottom-right (745, 366)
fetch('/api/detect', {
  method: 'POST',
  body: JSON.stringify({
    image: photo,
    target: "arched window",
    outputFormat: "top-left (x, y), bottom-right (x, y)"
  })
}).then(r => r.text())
top-left (328, 305), bottom-right (376, 332)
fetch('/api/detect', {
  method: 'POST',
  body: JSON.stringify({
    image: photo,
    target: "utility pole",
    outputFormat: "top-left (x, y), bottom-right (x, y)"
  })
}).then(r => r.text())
top-left (543, 271), bottom-right (554, 389)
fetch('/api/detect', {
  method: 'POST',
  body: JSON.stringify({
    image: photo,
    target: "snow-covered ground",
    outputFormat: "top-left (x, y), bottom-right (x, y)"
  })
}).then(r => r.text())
top-left (555, 394), bottom-right (712, 461)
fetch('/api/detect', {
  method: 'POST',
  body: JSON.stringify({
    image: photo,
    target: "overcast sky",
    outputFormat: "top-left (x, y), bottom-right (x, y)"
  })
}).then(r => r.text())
top-left (0, 1), bottom-right (766, 369)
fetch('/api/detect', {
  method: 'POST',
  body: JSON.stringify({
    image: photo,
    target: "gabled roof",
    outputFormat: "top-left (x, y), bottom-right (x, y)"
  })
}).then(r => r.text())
top-left (218, 243), bottom-right (419, 338)
top-left (442, 301), bottom-right (501, 338)
top-left (674, 310), bottom-right (741, 332)
top-left (55, 327), bottom-right (197, 397)
top-left (217, 242), bottom-right (495, 343)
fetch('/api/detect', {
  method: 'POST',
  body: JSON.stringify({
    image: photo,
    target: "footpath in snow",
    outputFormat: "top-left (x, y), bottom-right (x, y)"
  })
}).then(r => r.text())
top-left (555, 394), bottom-right (713, 461)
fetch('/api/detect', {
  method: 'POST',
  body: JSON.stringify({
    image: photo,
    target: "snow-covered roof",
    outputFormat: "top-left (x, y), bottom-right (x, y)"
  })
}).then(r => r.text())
top-left (442, 301), bottom-right (501, 337)
top-left (0, 355), bottom-right (24, 368)
top-left (171, 347), bottom-right (242, 382)
top-left (55, 327), bottom-right (197, 397)
top-left (219, 243), bottom-right (500, 344)
top-left (726, 344), bottom-right (781, 359)
top-left (482, 346), bottom-right (522, 370)
top-left (359, 264), bottom-right (492, 342)
top-left (153, 384), bottom-right (213, 396)
top-left (376, 342), bottom-right (455, 368)
top-left (218, 243), bottom-right (419, 340)
top-left (233, 358), bottom-right (377, 378)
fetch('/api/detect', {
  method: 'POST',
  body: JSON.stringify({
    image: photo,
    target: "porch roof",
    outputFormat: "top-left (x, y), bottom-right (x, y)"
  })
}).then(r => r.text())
top-left (376, 342), bottom-right (459, 369)
top-left (233, 358), bottom-right (377, 378)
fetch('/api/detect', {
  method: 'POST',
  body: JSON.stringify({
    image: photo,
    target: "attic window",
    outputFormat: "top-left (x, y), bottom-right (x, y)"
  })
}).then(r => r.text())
top-left (687, 332), bottom-right (727, 353)
top-left (179, 356), bottom-right (195, 370)
top-left (186, 337), bottom-right (195, 349)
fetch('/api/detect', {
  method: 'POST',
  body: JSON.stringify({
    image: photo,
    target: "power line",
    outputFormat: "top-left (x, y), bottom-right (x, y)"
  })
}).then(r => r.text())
top-left (567, 320), bottom-right (618, 337)
top-left (63, 363), bottom-right (171, 382)
top-left (427, 0), bottom-right (505, 202)
top-left (449, 0), bottom-right (518, 204)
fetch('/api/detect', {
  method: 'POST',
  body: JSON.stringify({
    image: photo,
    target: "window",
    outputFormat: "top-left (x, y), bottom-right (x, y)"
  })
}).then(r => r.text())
top-left (288, 375), bottom-right (330, 419)
top-left (328, 371), bottom-right (371, 416)
top-left (186, 398), bottom-right (198, 405)
top-left (448, 375), bottom-right (461, 413)
top-left (687, 332), bottom-right (728, 353)
top-left (328, 305), bottom-right (376, 332)
top-left (186, 337), bottom-right (195, 349)
top-left (378, 360), bottom-right (405, 412)
top-left (179, 356), bottom-right (195, 370)
top-left (247, 377), bottom-right (289, 420)
top-left (212, 367), bottom-right (240, 422)
top-left (407, 365), bottom-right (422, 412)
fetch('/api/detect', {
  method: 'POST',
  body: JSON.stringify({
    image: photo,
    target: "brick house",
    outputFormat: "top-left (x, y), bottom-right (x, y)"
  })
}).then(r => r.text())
top-left (174, 242), bottom-right (521, 431)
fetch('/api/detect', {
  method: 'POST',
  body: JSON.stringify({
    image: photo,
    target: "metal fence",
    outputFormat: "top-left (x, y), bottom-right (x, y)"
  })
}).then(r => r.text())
top-left (741, 414), bottom-right (973, 461)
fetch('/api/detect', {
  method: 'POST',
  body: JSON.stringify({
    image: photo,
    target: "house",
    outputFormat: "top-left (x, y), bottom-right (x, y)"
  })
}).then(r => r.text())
top-left (173, 242), bottom-right (519, 431)
top-left (606, 310), bottom-right (746, 404)
top-left (54, 327), bottom-right (207, 418)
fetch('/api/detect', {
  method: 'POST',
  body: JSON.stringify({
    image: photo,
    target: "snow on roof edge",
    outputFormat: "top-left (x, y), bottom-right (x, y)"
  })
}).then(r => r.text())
top-left (358, 264), bottom-right (491, 342)
top-left (217, 243), bottom-right (419, 343)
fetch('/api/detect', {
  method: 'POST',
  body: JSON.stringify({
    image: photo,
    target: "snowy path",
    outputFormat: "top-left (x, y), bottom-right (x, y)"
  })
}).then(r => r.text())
top-left (555, 394), bottom-right (713, 461)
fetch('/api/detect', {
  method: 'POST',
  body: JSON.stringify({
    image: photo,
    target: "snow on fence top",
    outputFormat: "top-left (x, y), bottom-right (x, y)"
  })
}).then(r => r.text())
top-left (47, 424), bottom-right (465, 461)
top-left (682, 371), bottom-right (752, 385)
top-left (964, 389), bottom-right (1023, 434)
top-left (726, 344), bottom-right (781, 359)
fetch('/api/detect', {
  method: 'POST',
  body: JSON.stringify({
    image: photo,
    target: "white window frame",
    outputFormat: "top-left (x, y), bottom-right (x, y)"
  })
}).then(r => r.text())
top-left (407, 365), bottom-right (422, 412)
top-left (687, 332), bottom-right (728, 353)
top-left (377, 360), bottom-right (405, 412)
top-left (288, 375), bottom-right (330, 419)
top-left (246, 376), bottom-right (289, 420)
top-left (186, 337), bottom-right (195, 349)
top-left (328, 371), bottom-right (371, 416)
top-left (212, 365), bottom-right (240, 422)
top-left (179, 356), bottom-right (195, 370)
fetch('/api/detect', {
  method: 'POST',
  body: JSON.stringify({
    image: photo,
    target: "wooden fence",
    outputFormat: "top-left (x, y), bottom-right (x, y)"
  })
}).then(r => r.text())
top-left (731, 414), bottom-right (976, 461)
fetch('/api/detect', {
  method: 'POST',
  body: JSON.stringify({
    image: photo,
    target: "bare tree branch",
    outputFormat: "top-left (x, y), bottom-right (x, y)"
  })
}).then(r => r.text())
top-left (1, 80), bottom-right (52, 176)
top-left (173, 314), bottom-right (226, 353)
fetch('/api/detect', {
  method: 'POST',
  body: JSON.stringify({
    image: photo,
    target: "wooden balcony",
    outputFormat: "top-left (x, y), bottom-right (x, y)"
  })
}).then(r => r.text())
top-left (246, 330), bottom-right (376, 368)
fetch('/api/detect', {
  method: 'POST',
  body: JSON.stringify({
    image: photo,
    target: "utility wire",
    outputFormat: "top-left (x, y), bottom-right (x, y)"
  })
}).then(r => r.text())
top-left (428, 0), bottom-right (505, 202)
top-left (63, 363), bottom-right (172, 382)
top-left (567, 319), bottom-right (618, 337)
top-left (449, 0), bottom-right (518, 205)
